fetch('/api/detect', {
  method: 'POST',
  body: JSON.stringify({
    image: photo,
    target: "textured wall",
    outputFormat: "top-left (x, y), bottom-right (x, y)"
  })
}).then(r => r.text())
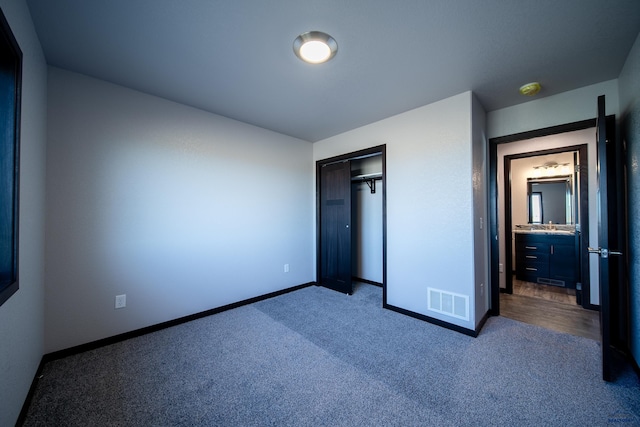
top-left (619, 32), bottom-right (640, 366)
top-left (624, 101), bottom-right (640, 365)
top-left (0, 0), bottom-right (47, 425)
top-left (487, 80), bottom-right (619, 139)
top-left (45, 68), bottom-right (314, 353)
top-left (314, 92), bottom-right (479, 331)
top-left (472, 94), bottom-right (489, 328)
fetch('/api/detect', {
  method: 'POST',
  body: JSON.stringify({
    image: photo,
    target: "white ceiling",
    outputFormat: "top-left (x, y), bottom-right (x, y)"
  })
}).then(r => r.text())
top-left (26, 0), bottom-right (640, 142)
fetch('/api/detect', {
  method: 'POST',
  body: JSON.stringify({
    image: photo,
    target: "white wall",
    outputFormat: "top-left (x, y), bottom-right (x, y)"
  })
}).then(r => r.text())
top-left (496, 128), bottom-right (599, 304)
top-left (0, 0), bottom-right (47, 425)
top-left (351, 156), bottom-right (383, 283)
top-left (45, 67), bottom-right (314, 353)
top-left (619, 31), bottom-right (640, 367)
top-left (315, 92), bottom-right (481, 331)
top-left (488, 80), bottom-right (619, 139)
top-left (472, 94), bottom-right (489, 327)
top-left (510, 152), bottom-right (575, 227)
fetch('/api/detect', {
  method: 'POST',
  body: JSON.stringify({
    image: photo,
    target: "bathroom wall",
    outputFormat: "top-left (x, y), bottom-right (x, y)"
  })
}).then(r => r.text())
top-left (510, 152), bottom-right (576, 226)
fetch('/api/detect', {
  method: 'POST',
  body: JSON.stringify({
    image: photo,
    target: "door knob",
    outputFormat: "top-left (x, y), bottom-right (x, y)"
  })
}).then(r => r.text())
top-left (588, 247), bottom-right (622, 258)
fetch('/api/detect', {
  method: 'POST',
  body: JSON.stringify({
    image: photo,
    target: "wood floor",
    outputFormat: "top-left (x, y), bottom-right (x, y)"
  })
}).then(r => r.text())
top-left (500, 280), bottom-right (600, 341)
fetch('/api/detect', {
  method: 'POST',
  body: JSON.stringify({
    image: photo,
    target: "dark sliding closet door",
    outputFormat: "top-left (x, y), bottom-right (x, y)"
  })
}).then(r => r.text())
top-left (319, 161), bottom-right (353, 294)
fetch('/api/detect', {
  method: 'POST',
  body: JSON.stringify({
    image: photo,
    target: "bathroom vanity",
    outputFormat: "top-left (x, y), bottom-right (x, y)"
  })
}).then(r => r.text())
top-left (514, 230), bottom-right (578, 289)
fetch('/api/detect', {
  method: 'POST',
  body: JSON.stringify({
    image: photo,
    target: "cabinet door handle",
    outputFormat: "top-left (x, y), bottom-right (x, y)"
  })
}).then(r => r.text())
top-left (526, 267), bottom-right (537, 271)
top-left (551, 245), bottom-right (554, 255)
top-left (525, 246), bottom-right (537, 250)
top-left (526, 255), bottom-right (537, 259)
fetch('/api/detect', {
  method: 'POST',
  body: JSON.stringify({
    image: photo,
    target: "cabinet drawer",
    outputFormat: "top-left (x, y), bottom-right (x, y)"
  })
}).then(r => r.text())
top-left (517, 260), bottom-right (549, 276)
top-left (517, 252), bottom-right (549, 263)
top-left (515, 236), bottom-right (549, 255)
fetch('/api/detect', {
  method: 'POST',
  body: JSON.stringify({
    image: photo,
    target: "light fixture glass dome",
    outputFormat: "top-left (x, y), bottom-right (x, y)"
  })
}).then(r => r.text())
top-left (293, 31), bottom-right (337, 64)
top-left (519, 82), bottom-right (542, 96)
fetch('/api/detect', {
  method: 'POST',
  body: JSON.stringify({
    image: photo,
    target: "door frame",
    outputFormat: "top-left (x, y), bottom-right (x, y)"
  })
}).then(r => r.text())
top-left (316, 145), bottom-right (387, 300)
top-left (502, 145), bottom-right (590, 306)
top-left (490, 119), bottom-right (596, 315)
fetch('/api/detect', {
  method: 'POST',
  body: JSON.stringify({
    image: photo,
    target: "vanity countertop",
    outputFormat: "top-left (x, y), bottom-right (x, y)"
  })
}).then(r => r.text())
top-left (513, 224), bottom-right (576, 235)
top-left (512, 229), bottom-right (575, 235)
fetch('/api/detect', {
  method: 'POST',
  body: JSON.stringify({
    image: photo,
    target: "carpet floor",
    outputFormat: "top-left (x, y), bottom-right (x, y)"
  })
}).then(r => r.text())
top-left (22, 283), bottom-right (640, 426)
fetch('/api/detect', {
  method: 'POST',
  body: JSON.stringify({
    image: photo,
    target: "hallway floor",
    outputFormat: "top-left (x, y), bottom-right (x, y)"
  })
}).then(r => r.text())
top-left (500, 280), bottom-right (600, 341)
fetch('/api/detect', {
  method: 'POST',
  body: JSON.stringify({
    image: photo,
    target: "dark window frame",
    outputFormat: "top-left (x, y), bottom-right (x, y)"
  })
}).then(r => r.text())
top-left (0, 7), bottom-right (22, 307)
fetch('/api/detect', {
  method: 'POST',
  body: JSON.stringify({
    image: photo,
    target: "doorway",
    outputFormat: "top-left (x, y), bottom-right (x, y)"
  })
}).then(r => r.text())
top-left (504, 147), bottom-right (588, 306)
top-left (316, 145), bottom-right (386, 298)
top-left (490, 120), bottom-right (599, 337)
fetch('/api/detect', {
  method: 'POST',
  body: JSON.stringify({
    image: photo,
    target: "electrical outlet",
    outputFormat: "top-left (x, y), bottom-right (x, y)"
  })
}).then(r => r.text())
top-left (499, 263), bottom-right (504, 273)
top-left (284, 264), bottom-right (290, 273)
top-left (480, 283), bottom-right (484, 296)
top-left (115, 294), bottom-right (126, 309)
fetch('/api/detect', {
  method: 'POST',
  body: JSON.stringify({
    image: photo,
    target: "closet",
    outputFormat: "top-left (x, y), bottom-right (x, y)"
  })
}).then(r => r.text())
top-left (350, 155), bottom-right (383, 286)
top-left (317, 146), bottom-right (385, 295)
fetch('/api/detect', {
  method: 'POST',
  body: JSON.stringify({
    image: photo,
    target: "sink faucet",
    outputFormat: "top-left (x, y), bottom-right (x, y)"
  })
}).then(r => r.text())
top-left (547, 221), bottom-right (556, 230)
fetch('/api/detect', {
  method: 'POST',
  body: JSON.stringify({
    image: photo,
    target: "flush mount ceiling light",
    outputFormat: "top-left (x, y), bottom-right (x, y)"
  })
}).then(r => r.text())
top-left (519, 82), bottom-right (542, 96)
top-left (293, 31), bottom-right (338, 64)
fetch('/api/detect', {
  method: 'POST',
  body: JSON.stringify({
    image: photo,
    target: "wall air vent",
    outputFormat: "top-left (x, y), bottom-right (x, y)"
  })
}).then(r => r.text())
top-left (428, 288), bottom-right (469, 321)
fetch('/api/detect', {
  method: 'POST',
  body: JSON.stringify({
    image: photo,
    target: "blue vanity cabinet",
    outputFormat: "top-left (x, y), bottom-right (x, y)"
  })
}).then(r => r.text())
top-left (515, 233), bottom-right (577, 289)
top-left (515, 234), bottom-right (550, 283)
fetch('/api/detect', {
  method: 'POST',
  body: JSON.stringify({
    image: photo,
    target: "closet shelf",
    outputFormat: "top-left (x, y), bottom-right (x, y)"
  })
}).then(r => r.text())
top-left (351, 173), bottom-right (382, 182)
top-left (351, 173), bottom-right (382, 193)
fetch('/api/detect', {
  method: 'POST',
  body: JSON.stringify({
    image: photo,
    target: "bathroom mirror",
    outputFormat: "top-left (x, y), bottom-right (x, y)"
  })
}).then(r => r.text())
top-left (527, 176), bottom-right (573, 224)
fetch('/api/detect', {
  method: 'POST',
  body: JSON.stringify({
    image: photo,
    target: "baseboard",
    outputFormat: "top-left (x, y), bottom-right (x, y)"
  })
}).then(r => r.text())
top-left (475, 310), bottom-right (490, 335)
top-left (16, 357), bottom-right (46, 426)
top-left (383, 303), bottom-right (478, 337)
top-left (583, 302), bottom-right (600, 311)
top-left (352, 277), bottom-right (383, 287)
top-left (43, 282), bottom-right (315, 363)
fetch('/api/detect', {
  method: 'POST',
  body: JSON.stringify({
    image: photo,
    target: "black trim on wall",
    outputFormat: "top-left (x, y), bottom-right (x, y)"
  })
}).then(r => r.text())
top-left (503, 155), bottom-right (514, 294)
top-left (490, 119), bottom-right (595, 145)
top-left (489, 141), bottom-right (499, 315)
top-left (16, 357), bottom-right (46, 426)
top-left (383, 303), bottom-right (480, 337)
top-left (353, 277), bottom-right (383, 287)
top-left (44, 282), bottom-right (314, 362)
